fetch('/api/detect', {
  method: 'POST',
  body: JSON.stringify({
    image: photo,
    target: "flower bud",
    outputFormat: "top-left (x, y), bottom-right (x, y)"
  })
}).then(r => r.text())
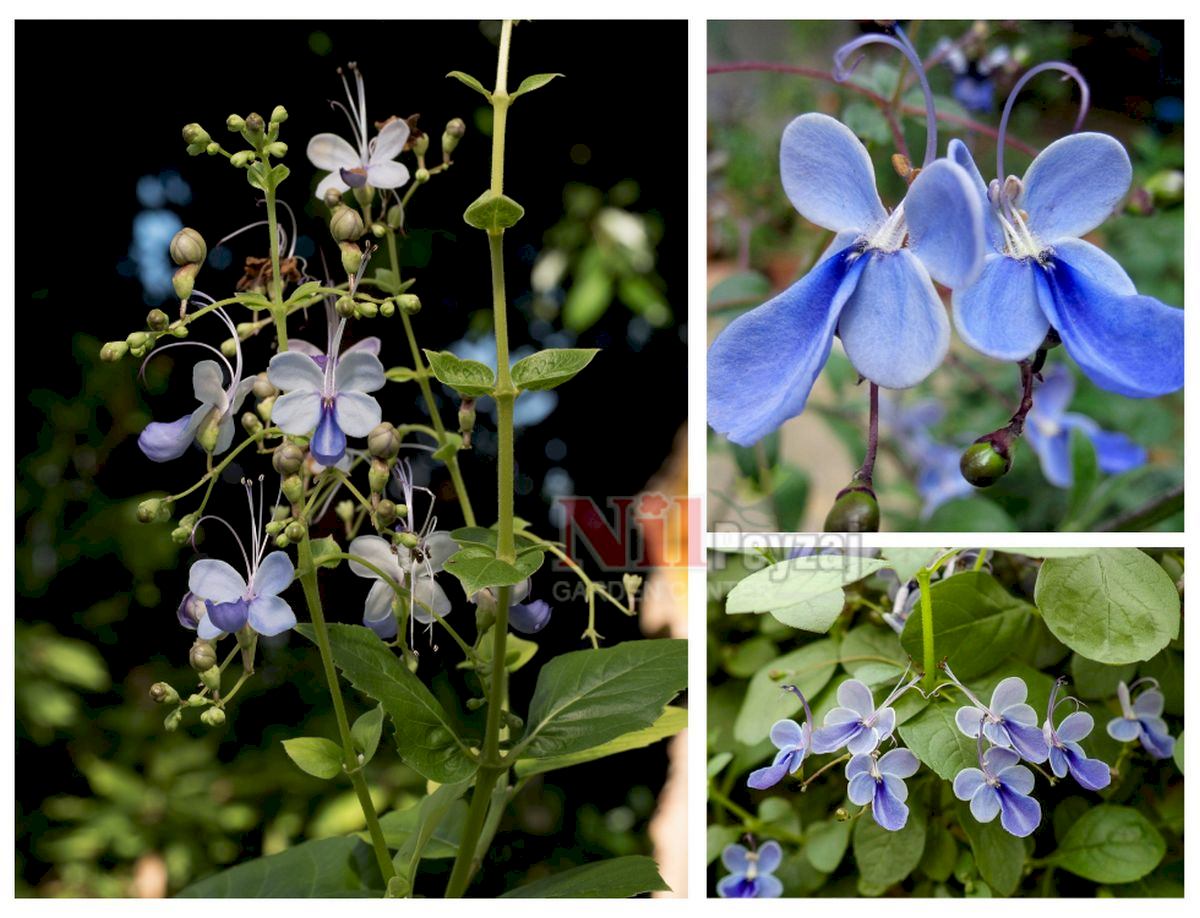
top-left (356, 300), bottom-right (378, 319)
top-left (376, 499), bottom-right (397, 524)
top-left (170, 324), bottom-right (189, 338)
top-left (100, 340), bottom-right (129, 362)
top-left (396, 294), bottom-right (421, 316)
top-left (370, 221), bottom-right (387, 239)
top-left (190, 639), bottom-right (218, 671)
top-left (171, 228), bottom-right (207, 267)
top-left (273, 442), bottom-right (305, 475)
top-left (137, 497), bottom-right (172, 524)
top-left (196, 412), bottom-right (222, 453)
top-left (380, 300), bottom-right (395, 318)
top-left (220, 337), bottom-right (237, 359)
top-left (164, 708), bottom-right (183, 732)
top-left (173, 262), bottom-right (201, 301)
top-left (960, 438), bottom-right (1012, 488)
top-left (267, 141), bottom-right (288, 158)
top-left (182, 123), bottom-right (211, 147)
top-left (412, 133), bottom-right (430, 157)
top-left (146, 308), bottom-right (169, 331)
top-left (285, 520), bottom-right (306, 542)
top-left (336, 500), bottom-right (355, 523)
top-left (229, 150), bottom-right (255, 168)
top-left (226, 113), bottom-right (246, 132)
top-left (171, 527), bottom-right (191, 545)
top-left (275, 534), bottom-right (290, 548)
top-left (266, 520), bottom-right (284, 535)
top-left (150, 682), bottom-right (179, 705)
top-left (282, 474), bottom-right (304, 504)
top-left (256, 395), bottom-right (275, 423)
top-left (386, 204), bottom-right (404, 230)
top-left (336, 295), bottom-right (357, 318)
top-left (241, 411), bottom-right (263, 435)
top-left (415, 167), bottom-right (430, 184)
top-left (323, 187), bottom-right (343, 209)
top-left (442, 118), bottom-right (466, 160)
top-left (398, 531), bottom-right (420, 550)
top-left (466, 696), bottom-right (486, 711)
top-left (271, 105), bottom-right (289, 124)
top-left (340, 241), bottom-right (363, 277)
top-left (1145, 169), bottom-right (1184, 208)
top-left (475, 605), bottom-right (496, 633)
top-left (199, 665), bottom-right (221, 692)
top-left (200, 707), bottom-right (227, 727)
top-left (823, 484), bottom-right (879, 533)
top-left (458, 398), bottom-right (476, 436)
top-left (186, 693), bottom-right (207, 707)
top-left (252, 371), bottom-right (278, 400)
top-left (369, 458), bottom-right (390, 494)
top-left (243, 112), bottom-right (266, 140)
top-left (368, 422), bottom-right (402, 459)
top-left (503, 711), bottom-right (524, 730)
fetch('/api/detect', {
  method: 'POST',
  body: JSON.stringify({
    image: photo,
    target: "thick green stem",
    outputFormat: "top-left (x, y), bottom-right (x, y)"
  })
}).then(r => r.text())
top-left (296, 535), bottom-right (395, 887)
top-left (916, 567), bottom-right (935, 692)
top-left (263, 178), bottom-right (289, 352)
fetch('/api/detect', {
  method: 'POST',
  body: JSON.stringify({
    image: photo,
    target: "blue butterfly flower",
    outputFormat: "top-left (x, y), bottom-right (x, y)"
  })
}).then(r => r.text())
top-left (717, 840), bottom-right (783, 898)
top-left (846, 747), bottom-right (920, 831)
top-left (1107, 679), bottom-right (1175, 760)
top-left (953, 745), bottom-right (1042, 837)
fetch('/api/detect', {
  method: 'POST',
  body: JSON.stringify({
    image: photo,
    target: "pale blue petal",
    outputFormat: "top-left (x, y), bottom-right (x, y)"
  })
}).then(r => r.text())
top-left (997, 763), bottom-right (1035, 796)
top-left (953, 767), bottom-right (986, 801)
top-left (953, 255), bottom-right (1049, 361)
top-left (425, 531), bottom-right (459, 573)
top-left (969, 785), bottom-right (1001, 823)
top-left (747, 758), bottom-right (791, 790)
top-left (824, 706), bottom-right (862, 726)
top-left (214, 413), bottom-right (236, 455)
top-left (363, 579), bottom-right (396, 631)
top-left (1138, 719), bottom-right (1175, 759)
top-left (1064, 744), bottom-right (1111, 790)
top-left (509, 599), bottom-right (552, 634)
top-left (780, 112), bottom-right (887, 233)
top-left (346, 336), bottom-right (382, 356)
top-left (1037, 258), bottom-right (1183, 398)
top-left (845, 753), bottom-right (873, 781)
top-left (983, 721), bottom-right (1011, 748)
top-left (904, 158), bottom-right (985, 288)
top-left (837, 679), bottom-right (876, 718)
top-left (1056, 711), bottom-right (1094, 743)
top-left (248, 594), bottom-right (297, 636)
top-left (1133, 689), bottom-right (1165, 718)
top-left (882, 774), bottom-right (909, 804)
top-left (1022, 132), bottom-right (1132, 241)
top-left (271, 390), bottom-right (322, 435)
top-left (947, 138), bottom-right (1004, 251)
top-left (412, 576), bottom-right (451, 624)
top-left (1026, 422), bottom-right (1072, 488)
top-left (721, 843), bottom-right (750, 874)
top-left (334, 391), bottom-right (383, 437)
top-left (755, 875), bottom-right (783, 898)
top-left (811, 720), bottom-right (862, 754)
top-left (1005, 718), bottom-right (1050, 763)
top-left (997, 788), bottom-right (1041, 837)
top-left (1033, 365), bottom-right (1076, 421)
top-left (707, 248), bottom-right (865, 445)
top-left (955, 706), bottom-right (984, 737)
top-left (189, 558), bottom-right (247, 603)
top-left (983, 746), bottom-right (1021, 773)
top-left (252, 551), bottom-right (295, 597)
top-left (838, 250), bottom-right (949, 389)
top-left (873, 706), bottom-right (897, 743)
top-left (138, 409), bottom-right (206, 462)
top-left (878, 747), bottom-right (919, 778)
top-left (268, 351), bottom-right (325, 391)
top-left (769, 718), bottom-right (805, 750)
top-left (1083, 425), bottom-right (1147, 475)
top-left (192, 360), bottom-right (228, 410)
top-left (197, 613), bottom-right (222, 640)
top-left (1048, 745), bottom-right (1069, 779)
top-left (990, 677), bottom-right (1028, 712)
top-left (847, 726), bottom-right (882, 756)
top-left (347, 535), bottom-right (401, 581)
top-left (335, 351), bottom-right (386, 393)
top-left (757, 841), bottom-right (783, 875)
top-left (847, 772), bottom-right (877, 806)
top-left (1106, 716), bottom-right (1141, 742)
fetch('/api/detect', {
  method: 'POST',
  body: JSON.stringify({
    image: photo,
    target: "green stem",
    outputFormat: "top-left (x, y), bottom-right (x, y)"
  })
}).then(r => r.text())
top-left (263, 177), bottom-right (289, 352)
top-left (916, 567), bottom-right (935, 692)
top-left (296, 535), bottom-right (395, 888)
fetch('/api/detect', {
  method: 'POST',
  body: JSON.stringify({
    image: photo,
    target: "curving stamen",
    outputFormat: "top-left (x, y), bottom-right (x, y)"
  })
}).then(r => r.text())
top-left (1126, 676), bottom-right (1160, 694)
top-left (940, 661), bottom-right (988, 710)
top-left (780, 683), bottom-right (816, 740)
top-left (215, 219), bottom-right (272, 251)
top-left (833, 24), bottom-right (938, 167)
top-left (138, 339), bottom-right (233, 388)
top-left (335, 62), bottom-right (368, 156)
top-left (996, 61), bottom-right (1090, 182)
top-left (190, 513), bottom-right (252, 577)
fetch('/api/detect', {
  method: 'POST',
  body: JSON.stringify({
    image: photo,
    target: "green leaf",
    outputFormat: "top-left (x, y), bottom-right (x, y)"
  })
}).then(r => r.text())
top-left (309, 535), bottom-right (342, 570)
top-left (511, 72), bottom-right (564, 100)
top-left (900, 572), bottom-right (1034, 679)
top-left (514, 706), bottom-right (685, 777)
top-left (919, 823), bottom-right (958, 882)
top-left (446, 70), bottom-right (491, 100)
top-left (474, 628), bottom-right (539, 673)
top-left (770, 464), bottom-right (809, 532)
top-left (708, 825), bottom-right (740, 865)
top-left (1063, 427), bottom-right (1099, 528)
top-left (385, 366), bottom-right (422, 384)
top-left (1034, 549), bottom-right (1180, 664)
top-left (925, 497), bottom-right (1018, 531)
top-left (898, 702), bottom-right (977, 781)
top-left (840, 623), bottom-right (906, 685)
top-left (178, 835), bottom-right (381, 897)
top-left (842, 100), bottom-right (892, 144)
top-left (370, 797), bottom-right (467, 859)
top-left (1008, 548), bottom-right (1099, 558)
top-left (1068, 653), bottom-right (1136, 700)
top-left (463, 189), bottom-right (525, 232)
top-left (442, 545), bottom-right (545, 596)
top-left (296, 624), bottom-right (476, 783)
top-left (1173, 730), bottom-right (1184, 773)
top-left (285, 280), bottom-right (325, 305)
top-left (957, 801), bottom-right (1025, 896)
top-left (498, 855), bottom-right (669, 897)
top-left (805, 819), bottom-right (851, 873)
top-left (521, 639), bottom-right (686, 759)
top-left (852, 808), bottom-right (925, 891)
top-left (733, 638), bottom-right (840, 745)
top-left (511, 348), bottom-right (599, 391)
top-left (281, 736), bottom-right (343, 779)
top-left (706, 751), bottom-right (733, 779)
top-left (351, 705), bottom-right (384, 764)
top-left (392, 782), bottom-right (471, 894)
top-left (562, 254), bottom-right (613, 332)
top-left (725, 554), bottom-right (889, 632)
top-left (880, 548), bottom-right (938, 583)
top-left (422, 349), bottom-right (495, 397)
top-left (1050, 805), bottom-right (1166, 883)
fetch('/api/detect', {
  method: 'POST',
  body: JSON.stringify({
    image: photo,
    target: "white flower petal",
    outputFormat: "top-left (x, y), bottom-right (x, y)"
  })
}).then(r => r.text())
top-left (252, 551), bottom-right (295, 597)
top-left (189, 558), bottom-right (247, 603)
top-left (193, 360), bottom-right (228, 410)
top-left (286, 339), bottom-right (326, 358)
top-left (268, 351), bottom-right (325, 392)
top-left (348, 535), bottom-right (402, 581)
top-left (345, 337), bottom-right (381, 356)
top-left (412, 576), bottom-right (451, 624)
top-left (271, 390), bottom-right (322, 435)
top-left (369, 119), bottom-right (410, 164)
top-left (364, 579), bottom-right (396, 625)
top-left (424, 531), bottom-right (460, 573)
top-left (316, 170), bottom-right (351, 200)
top-left (248, 594), bottom-right (297, 636)
top-left (307, 132), bottom-right (361, 171)
top-left (334, 391), bottom-right (382, 437)
top-left (335, 351), bottom-right (386, 393)
top-left (365, 160), bottom-right (410, 190)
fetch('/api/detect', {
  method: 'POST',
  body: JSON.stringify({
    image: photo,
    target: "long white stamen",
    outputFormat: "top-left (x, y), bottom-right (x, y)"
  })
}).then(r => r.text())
top-left (192, 513), bottom-right (252, 577)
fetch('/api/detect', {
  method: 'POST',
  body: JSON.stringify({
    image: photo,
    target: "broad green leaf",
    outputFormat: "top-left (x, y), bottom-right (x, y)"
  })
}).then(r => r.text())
top-left (919, 823), bottom-right (958, 882)
top-left (721, 635), bottom-right (778, 678)
top-left (899, 702), bottom-right (977, 781)
top-left (370, 797), bottom-right (466, 859)
top-left (511, 348), bottom-right (598, 391)
top-left (351, 705), bottom-right (384, 764)
top-left (499, 855), bottom-right (669, 897)
top-left (1050, 805), bottom-right (1166, 883)
top-left (957, 802), bottom-right (1024, 896)
top-left (446, 70), bottom-right (491, 100)
top-left (422, 349), bottom-right (495, 397)
top-left (473, 628), bottom-right (539, 674)
top-left (840, 623), bottom-right (906, 685)
top-left (178, 835), bottom-right (381, 897)
top-left (282, 736), bottom-right (343, 780)
top-left (726, 554), bottom-right (889, 632)
top-left (1034, 549), bottom-right (1180, 664)
top-left (880, 548), bottom-right (938, 583)
top-left (521, 639), bottom-right (686, 758)
top-left (708, 825), bottom-right (740, 865)
top-left (901, 572), bottom-right (1034, 679)
top-left (852, 808), bottom-right (925, 891)
top-left (1173, 730), bottom-right (1184, 773)
top-left (842, 100), bottom-right (892, 144)
top-left (1008, 548), bottom-right (1098, 558)
top-left (706, 751), bottom-right (733, 779)
top-left (511, 72), bottom-right (564, 100)
top-left (285, 280), bottom-right (324, 305)
top-left (296, 624), bottom-right (476, 783)
top-left (392, 781), bottom-right (471, 894)
top-left (448, 525), bottom-right (540, 552)
top-left (514, 706), bottom-right (686, 777)
top-left (925, 497), bottom-right (1017, 531)
top-left (463, 189), bottom-right (525, 232)
top-left (562, 252), bottom-right (613, 332)
top-left (805, 819), bottom-right (851, 873)
top-left (733, 638), bottom-right (840, 745)
top-left (442, 545), bottom-right (545, 595)
top-left (1068, 654), bottom-right (1136, 700)
top-left (770, 463), bottom-right (810, 532)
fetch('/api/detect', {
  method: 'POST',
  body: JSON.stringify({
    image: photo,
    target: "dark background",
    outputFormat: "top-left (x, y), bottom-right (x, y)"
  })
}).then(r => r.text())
top-left (15, 20), bottom-right (686, 896)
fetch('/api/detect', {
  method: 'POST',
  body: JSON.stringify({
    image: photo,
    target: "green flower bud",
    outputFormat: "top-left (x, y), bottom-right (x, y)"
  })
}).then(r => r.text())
top-left (412, 133), bottom-right (430, 157)
top-left (823, 485), bottom-right (879, 533)
top-left (186, 693), bottom-right (207, 707)
top-left (150, 682), bottom-right (179, 705)
top-left (256, 395), bottom-right (275, 423)
top-left (229, 150), bottom-right (254, 168)
top-left (266, 520), bottom-right (285, 535)
top-left (356, 300), bottom-right (378, 319)
top-left (398, 531), bottom-right (420, 550)
top-left (189, 639), bottom-right (217, 671)
top-left (196, 411), bottom-right (222, 453)
top-left (206, 142), bottom-right (221, 155)
top-left (170, 324), bottom-right (189, 338)
top-left (270, 105), bottom-right (289, 125)
top-left (1145, 169), bottom-right (1184, 208)
top-left (330, 206), bottom-right (364, 242)
top-left (126, 331), bottom-right (149, 349)
top-left (200, 707), bottom-right (227, 727)
top-left (137, 497), bottom-right (170, 524)
top-left (100, 341), bottom-right (129, 362)
top-left (442, 117), bottom-right (466, 159)
top-left (173, 262), bottom-right (201, 301)
top-left (146, 308), bottom-right (169, 331)
top-left (281, 474), bottom-right (304, 504)
top-left (335, 500), bottom-right (355, 523)
top-left (458, 398), bottom-right (476, 436)
top-left (396, 294), bottom-right (421, 316)
top-left (368, 422), bottom-right (402, 459)
top-left (236, 322), bottom-right (255, 340)
top-left (171, 527), bottom-right (191, 545)
top-left (323, 187), bottom-right (343, 209)
top-left (415, 167), bottom-right (430, 184)
top-left (226, 114), bottom-right (246, 132)
top-left (466, 697), bottom-right (486, 711)
top-left (370, 221), bottom-right (387, 239)
top-left (273, 443), bottom-right (305, 476)
top-left (275, 533), bottom-right (290, 548)
top-left (376, 499), bottom-right (397, 524)
top-left (182, 123), bottom-right (211, 147)
top-left (475, 605), bottom-right (496, 633)
top-left (220, 337), bottom-right (238, 358)
top-left (241, 411), bottom-right (263, 435)
top-left (369, 458), bottom-right (390, 494)
top-left (380, 300), bottom-right (395, 318)
top-left (503, 711), bottom-right (524, 730)
top-left (267, 141), bottom-right (288, 158)
top-left (340, 241), bottom-right (363, 277)
top-left (285, 520), bottom-right (306, 542)
top-left (252, 371), bottom-right (278, 400)
top-left (352, 185), bottom-right (375, 208)
top-left (336, 295), bottom-right (356, 318)
top-left (243, 112), bottom-right (265, 140)
top-left (386, 203), bottom-right (404, 229)
top-left (164, 708), bottom-right (183, 732)
top-left (960, 438), bottom-right (1012, 488)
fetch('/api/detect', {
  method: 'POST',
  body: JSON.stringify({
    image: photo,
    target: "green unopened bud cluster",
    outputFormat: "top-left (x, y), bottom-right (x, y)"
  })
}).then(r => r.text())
top-left (137, 497), bottom-right (174, 524)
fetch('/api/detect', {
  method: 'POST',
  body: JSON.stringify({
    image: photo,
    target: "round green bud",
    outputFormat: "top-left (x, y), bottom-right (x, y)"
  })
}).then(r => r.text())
top-left (252, 371), bottom-right (278, 400)
top-left (273, 443), bottom-right (305, 476)
top-left (330, 206), bottom-right (364, 243)
top-left (270, 105), bottom-right (289, 124)
top-left (340, 241), bottom-right (363, 277)
top-left (285, 520), bottom-right (306, 542)
top-left (150, 682), bottom-right (179, 705)
top-left (503, 712), bottom-right (524, 730)
top-left (412, 133), bottom-right (429, 157)
top-left (475, 605), bottom-right (496, 633)
top-left (173, 263), bottom-right (201, 301)
top-left (386, 204), bottom-right (404, 229)
top-left (235, 322), bottom-right (255, 341)
top-left (352, 185), bottom-right (375, 208)
top-left (243, 112), bottom-right (265, 137)
top-left (370, 221), bottom-right (387, 239)
top-left (414, 167), bottom-right (430, 184)
top-left (206, 142), bottom-right (220, 155)
top-left (335, 295), bottom-right (356, 318)
top-left (442, 118), bottom-right (466, 158)
top-left (127, 331), bottom-right (149, 349)
top-left (229, 150), bottom-right (254, 168)
top-left (380, 300), bottom-right (395, 318)
top-left (267, 141), bottom-right (288, 158)
top-left (396, 294), bottom-right (421, 316)
top-left (226, 114), bottom-right (246, 132)
top-left (170, 324), bottom-right (189, 338)
top-left (200, 707), bottom-right (227, 727)
top-left (100, 341), bottom-right (129, 362)
top-left (146, 308), bottom-right (169, 331)
top-left (164, 709), bottom-right (183, 732)
top-left (458, 399), bottom-right (476, 435)
top-left (170, 227), bottom-right (207, 266)
top-left (960, 440), bottom-right (1012, 488)
top-left (137, 497), bottom-right (164, 524)
top-left (220, 337), bottom-right (238, 358)
top-left (186, 693), bottom-right (207, 708)
top-left (1146, 169), bottom-right (1184, 208)
top-left (398, 531), bottom-right (420, 550)
top-left (335, 499), bottom-right (355, 523)
top-left (241, 411), bottom-right (263, 435)
top-left (356, 300), bottom-right (378, 319)
top-left (323, 187), bottom-right (343, 209)
top-left (266, 520), bottom-right (284, 535)
top-left (275, 534), bottom-right (290, 548)
top-left (171, 527), bottom-right (190, 545)
top-left (823, 486), bottom-right (880, 533)
top-left (369, 458), bottom-right (390, 494)
top-left (281, 474), bottom-right (304, 504)
top-left (182, 123), bottom-right (211, 146)
top-left (466, 697), bottom-right (486, 711)
top-left (368, 422), bottom-right (401, 459)
top-left (189, 639), bottom-right (217, 671)
top-left (376, 499), bottom-right (397, 524)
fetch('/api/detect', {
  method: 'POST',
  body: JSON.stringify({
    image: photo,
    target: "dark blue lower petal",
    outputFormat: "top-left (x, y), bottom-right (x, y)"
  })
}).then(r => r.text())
top-left (872, 779), bottom-right (910, 831)
top-left (1037, 257), bottom-right (1183, 398)
top-left (509, 599), bottom-right (552, 634)
top-left (1004, 717), bottom-right (1050, 764)
top-left (1064, 744), bottom-right (1112, 791)
top-left (810, 719), bottom-right (864, 754)
top-left (205, 597), bottom-right (250, 633)
top-left (716, 875), bottom-right (758, 898)
top-left (311, 402), bottom-right (347, 466)
top-left (747, 754), bottom-right (793, 791)
top-left (1138, 719), bottom-right (1176, 760)
top-left (707, 248), bottom-right (865, 445)
top-left (997, 787), bottom-right (1041, 837)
